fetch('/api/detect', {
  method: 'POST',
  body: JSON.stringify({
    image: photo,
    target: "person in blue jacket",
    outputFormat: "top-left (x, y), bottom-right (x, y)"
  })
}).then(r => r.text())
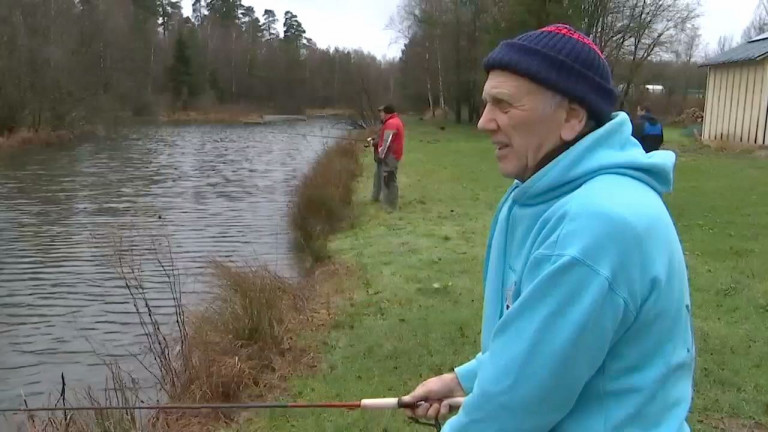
top-left (400, 24), bottom-right (695, 431)
top-left (633, 104), bottom-right (665, 152)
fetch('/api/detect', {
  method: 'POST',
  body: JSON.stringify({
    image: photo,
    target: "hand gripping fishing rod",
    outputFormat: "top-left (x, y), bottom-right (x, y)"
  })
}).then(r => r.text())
top-left (0, 397), bottom-right (465, 431)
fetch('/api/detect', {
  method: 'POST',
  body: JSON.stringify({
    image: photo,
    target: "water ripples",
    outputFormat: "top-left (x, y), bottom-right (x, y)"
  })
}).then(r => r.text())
top-left (0, 120), bottom-right (348, 409)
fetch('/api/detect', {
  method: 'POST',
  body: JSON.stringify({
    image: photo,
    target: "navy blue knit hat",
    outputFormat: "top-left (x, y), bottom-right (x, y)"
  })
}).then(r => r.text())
top-left (483, 24), bottom-right (617, 125)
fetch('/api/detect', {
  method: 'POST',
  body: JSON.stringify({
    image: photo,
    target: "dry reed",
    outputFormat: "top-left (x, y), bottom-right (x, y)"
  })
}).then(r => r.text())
top-left (19, 364), bottom-right (142, 432)
top-left (0, 130), bottom-right (74, 150)
top-left (159, 106), bottom-right (263, 124)
top-left (289, 132), bottom-right (365, 271)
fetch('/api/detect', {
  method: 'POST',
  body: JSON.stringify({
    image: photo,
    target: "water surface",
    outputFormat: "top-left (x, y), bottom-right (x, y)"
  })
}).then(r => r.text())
top-left (0, 119), bottom-right (349, 409)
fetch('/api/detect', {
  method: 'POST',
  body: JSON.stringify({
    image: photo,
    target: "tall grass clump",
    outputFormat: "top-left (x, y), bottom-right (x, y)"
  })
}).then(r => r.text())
top-left (289, 131), bottom-right (366, 271)
top-left (17, 237), bottom-right (310, 429)
top-left (200, 261), bottom-right (301, 356)
top-left (111, 237), bottom-right (307, 428)
top-left (0, 129), bottom-right (74, 150)
top-left (163, 261), bottom-right (305, 409)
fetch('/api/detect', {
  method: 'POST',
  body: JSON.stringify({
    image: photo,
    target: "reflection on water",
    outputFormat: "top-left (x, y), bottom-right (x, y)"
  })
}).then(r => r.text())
top-left (0, 120), bottom-right (349, 409)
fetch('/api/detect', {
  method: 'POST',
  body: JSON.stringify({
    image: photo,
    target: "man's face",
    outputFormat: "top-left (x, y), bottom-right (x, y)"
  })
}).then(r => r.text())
top-left (637, 107), bottom-right (646, 117)
top-left (477, 71), bottom-right (583, 181)
top-left (379, 110), bottom-right (386, 122)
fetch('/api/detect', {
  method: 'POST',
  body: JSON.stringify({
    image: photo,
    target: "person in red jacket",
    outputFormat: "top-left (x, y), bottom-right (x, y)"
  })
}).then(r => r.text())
top-left (368, 104), bottom-right (405, 210)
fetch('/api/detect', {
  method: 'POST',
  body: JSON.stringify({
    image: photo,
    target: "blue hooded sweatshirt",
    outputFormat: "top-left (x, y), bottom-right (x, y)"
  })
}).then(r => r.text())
top-left (444, 112), bottom-right (695, 431)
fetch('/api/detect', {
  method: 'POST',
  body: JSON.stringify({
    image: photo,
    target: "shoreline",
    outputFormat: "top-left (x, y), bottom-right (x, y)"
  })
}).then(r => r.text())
top-left (158, 107), bottom-right (356, 126)
top-left (0, 107), bottom-right (359, 153)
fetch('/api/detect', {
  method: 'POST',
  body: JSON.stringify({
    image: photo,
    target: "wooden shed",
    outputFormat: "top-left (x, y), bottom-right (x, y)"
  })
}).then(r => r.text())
top-left (701, 32), bottom-right (768, 147)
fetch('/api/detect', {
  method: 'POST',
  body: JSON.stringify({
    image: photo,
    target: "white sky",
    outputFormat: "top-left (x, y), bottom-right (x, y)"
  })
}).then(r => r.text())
top-left (182, 0), bottom-right (760, 60)
top-left (182, 0), bottom-right (404, 60)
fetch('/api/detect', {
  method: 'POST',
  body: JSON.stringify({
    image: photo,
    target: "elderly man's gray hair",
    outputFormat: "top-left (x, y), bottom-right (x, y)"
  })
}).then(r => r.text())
top-left (542, 90), bottom-right (596, 136)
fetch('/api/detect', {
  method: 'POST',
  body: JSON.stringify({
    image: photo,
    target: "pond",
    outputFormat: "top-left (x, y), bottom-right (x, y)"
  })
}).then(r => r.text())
top-left (0, 119), bottom-right (351, 410)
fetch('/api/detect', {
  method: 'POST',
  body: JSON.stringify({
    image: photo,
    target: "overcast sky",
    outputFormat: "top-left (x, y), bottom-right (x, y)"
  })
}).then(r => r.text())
top-left (182, 0), bottom-right (761, 59)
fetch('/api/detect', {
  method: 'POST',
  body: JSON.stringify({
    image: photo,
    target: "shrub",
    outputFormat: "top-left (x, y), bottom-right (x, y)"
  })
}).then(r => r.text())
top-left (289, 132), bottom-right (365, 271)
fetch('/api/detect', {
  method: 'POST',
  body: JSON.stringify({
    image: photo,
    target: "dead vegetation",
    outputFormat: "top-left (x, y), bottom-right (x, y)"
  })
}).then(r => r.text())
top-left (0, 129), bottom-right (74, 150)
top-left (671, 107), bottom-right (704, 126)
top-left (289, 131), bottom-right (367, 272)
top-left (15, 363), bottom-right (144, 432)
top-left (304, 108), bottom-right (356, 117)
top-left (158, 108), bottom-right (263, 125)
top-left (704, 140), bottom-right (768, 154)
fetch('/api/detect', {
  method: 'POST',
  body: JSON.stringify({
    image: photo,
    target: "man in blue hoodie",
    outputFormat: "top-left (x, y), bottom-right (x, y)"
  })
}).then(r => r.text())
top-left (400, 24), bottom-right (695, 431)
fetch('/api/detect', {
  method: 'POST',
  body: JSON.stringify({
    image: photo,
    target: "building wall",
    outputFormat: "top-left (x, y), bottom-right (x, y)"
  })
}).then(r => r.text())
top-left (703, 60), bottom-right (768, 146)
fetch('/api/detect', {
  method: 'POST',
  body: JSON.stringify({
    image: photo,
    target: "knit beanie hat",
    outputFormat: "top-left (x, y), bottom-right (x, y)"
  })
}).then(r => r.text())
top-left (483, 24), bottom-right (617, 125)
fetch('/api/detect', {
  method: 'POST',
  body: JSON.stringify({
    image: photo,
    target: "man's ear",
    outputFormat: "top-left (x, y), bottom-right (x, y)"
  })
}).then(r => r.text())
top-left (560, 103), bottom-right (588, 142)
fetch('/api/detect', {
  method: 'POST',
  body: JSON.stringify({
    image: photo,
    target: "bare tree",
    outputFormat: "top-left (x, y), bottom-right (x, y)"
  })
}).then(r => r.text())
top-left (716, 34), bottom-right (736, 55)
top-left (742, 0), bottom-right (768, 42)
top-left (386, 0), bottom-right (440, 117)
top-left (613, 0), bottom-right (701, 107)
top-left (681, 23), bottom-right (703, 64)
top-left (667, 22), bottom-right (704, 106)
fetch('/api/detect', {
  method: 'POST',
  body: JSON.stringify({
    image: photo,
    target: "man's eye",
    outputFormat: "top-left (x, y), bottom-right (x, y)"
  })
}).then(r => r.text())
top-left (495, 101), bottom-right (512, 111)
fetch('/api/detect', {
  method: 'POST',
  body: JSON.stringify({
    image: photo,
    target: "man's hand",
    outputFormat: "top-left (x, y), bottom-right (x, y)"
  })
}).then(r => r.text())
top-left (400, 372), bottom-right (466, 423)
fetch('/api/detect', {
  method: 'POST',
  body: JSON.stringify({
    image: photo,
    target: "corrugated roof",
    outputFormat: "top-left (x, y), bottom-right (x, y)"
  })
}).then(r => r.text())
top-left (701, 37), bottom-right (768, 66)
top-left (750, 31), bottom-right (768, 42)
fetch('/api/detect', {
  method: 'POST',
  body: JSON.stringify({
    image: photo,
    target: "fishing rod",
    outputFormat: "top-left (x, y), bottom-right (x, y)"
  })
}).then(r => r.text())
top-left (0, 397), bottom-right (464, 413)
top-left (255, 131), bottom-right (371, 142)
top-left (0, 397), bottom-right (465, 430)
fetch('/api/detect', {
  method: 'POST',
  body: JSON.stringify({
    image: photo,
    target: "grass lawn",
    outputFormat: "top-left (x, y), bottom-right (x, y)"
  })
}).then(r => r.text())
top-left (241, 118), bottom-right (768, 431)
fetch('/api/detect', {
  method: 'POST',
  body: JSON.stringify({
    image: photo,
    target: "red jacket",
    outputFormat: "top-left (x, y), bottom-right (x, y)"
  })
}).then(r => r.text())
top-left (377, 113), bottom-right (405, 161)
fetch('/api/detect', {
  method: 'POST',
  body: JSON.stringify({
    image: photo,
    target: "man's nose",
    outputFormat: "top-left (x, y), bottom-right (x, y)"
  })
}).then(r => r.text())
top-left (477, 107), bottom-right (496, 132)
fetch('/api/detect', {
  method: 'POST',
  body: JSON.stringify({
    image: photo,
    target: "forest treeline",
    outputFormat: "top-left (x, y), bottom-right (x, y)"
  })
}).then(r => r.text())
top-left (2, 0), bottom-right (768, 135)
top-left (0, 0), bottom-right (396, 134)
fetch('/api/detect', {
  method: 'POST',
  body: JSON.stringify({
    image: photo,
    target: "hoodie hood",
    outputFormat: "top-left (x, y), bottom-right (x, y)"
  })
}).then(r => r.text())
top-left (513, 111), bottom-right (675, 205)
top-left (641, 112), bottom-right (659, 125)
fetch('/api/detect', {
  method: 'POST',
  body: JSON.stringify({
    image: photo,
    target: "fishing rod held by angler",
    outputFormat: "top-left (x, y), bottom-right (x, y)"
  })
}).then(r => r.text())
top-left (0, 397), bottom-right (464, 431)
top-left (0, 396), bottom-right (464, 413)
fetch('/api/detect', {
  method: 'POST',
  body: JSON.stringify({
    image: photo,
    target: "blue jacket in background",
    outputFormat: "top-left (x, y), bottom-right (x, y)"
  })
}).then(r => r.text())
top-left (444, 111), bottom-right (695, 431)
top-left (633, 112), bottom-right (665, 153)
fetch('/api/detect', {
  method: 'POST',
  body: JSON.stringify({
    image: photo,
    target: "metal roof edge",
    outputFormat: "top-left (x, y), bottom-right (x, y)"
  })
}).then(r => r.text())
top-left (700, 39), bottom-right (768, 67)
top-left (699, 59), bottom-right (733, 67)
top-left (699, 57), bottom-right (768, 68)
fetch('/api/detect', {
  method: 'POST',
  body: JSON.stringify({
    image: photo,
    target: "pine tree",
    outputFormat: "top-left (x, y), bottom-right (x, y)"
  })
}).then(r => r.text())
top-left (261, 9), bottom-right (279, 40)
top-left (206, 0), bottom-right (243, 24)
top-left (169, 30), bottom-right (195, 109)
top-left (282, 11), bottom-right (306, 49)
top-left (192, 0), bottom-right (204, 25)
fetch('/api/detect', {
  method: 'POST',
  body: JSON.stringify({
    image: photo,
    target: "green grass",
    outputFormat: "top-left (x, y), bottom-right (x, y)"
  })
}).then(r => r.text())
top-left (237, 118), bottom-right (768, 431)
